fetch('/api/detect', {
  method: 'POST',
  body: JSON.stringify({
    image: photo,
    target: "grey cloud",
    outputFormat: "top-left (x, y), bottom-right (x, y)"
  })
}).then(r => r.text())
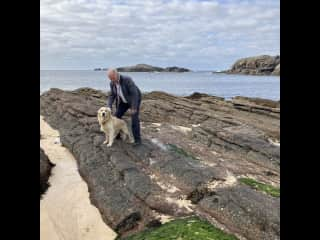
top-left (41, 0), bottom-right (279, 70)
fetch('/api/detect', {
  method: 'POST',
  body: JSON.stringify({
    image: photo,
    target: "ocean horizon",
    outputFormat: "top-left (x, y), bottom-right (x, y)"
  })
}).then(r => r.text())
top-left (40, 70), bottom-right (280, 101)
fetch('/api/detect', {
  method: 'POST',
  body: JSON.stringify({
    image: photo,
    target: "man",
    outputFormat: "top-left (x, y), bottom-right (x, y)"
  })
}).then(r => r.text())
top-left (107, 68), bottom-right (142, 146)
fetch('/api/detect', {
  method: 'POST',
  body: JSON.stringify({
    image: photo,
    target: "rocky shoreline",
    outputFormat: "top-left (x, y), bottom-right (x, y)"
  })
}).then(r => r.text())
top-left (40, 88), bottom-right (280, 239)
top-left (223, 55), bottom-right (280, 76)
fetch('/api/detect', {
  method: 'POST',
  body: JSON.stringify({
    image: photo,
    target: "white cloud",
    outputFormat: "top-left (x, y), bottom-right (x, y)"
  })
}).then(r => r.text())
top-left (40, 0), bottom-right (279, 70)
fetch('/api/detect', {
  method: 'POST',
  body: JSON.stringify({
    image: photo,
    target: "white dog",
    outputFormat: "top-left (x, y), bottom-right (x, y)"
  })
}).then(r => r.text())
top-left (97, 107), bottom-right (134, 147)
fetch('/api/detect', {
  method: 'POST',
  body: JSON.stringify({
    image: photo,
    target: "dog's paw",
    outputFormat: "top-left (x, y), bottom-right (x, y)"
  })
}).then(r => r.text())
top-left (106, 143), bottom-right (112, 147)
top-left (103, 140), bottom-right (109, 144)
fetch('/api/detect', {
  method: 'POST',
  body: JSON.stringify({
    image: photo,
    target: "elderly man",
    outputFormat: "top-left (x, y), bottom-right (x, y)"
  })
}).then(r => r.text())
top-left (107, 68), bottom-right (142, 146)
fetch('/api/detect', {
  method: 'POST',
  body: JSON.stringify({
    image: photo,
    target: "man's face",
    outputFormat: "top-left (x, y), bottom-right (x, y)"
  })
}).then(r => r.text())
top-left (108, 71), bottom-right (118, 83)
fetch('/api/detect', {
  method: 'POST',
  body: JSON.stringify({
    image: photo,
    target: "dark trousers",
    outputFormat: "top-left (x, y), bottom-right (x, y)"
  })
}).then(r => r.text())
top-left (115, 98), bottom-right (141, 142)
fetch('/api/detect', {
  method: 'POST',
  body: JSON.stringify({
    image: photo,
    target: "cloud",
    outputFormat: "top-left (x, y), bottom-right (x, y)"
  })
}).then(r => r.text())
top-left (40, 0), bottom-right (279, 70)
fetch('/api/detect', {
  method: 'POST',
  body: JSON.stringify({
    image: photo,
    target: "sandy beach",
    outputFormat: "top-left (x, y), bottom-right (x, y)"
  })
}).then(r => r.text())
top-left (40, 116), bottom-right (117, 240)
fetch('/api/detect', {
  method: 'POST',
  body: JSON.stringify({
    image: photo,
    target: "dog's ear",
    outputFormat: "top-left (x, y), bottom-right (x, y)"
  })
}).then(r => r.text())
top-left (97, 110), bottom-right (102, 125)
top-left (105, 109), bottom-right (111, 120)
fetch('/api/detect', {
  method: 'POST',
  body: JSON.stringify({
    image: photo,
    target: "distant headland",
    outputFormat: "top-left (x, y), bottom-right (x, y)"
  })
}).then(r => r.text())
top-left (94, 64), bottom-right (191, 72)
top-left (222, 55), bottom-right (280, 76)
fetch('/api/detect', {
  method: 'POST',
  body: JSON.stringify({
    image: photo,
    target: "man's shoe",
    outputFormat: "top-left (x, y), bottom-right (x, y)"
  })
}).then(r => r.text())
top-left (133, 140), bottom-right (142, 146)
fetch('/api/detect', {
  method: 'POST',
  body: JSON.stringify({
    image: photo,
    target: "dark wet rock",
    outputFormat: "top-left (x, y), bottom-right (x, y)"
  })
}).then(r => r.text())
top-left (185, 92), bottom-right (224, 101)
top-left (187, 188), bottom-right (217, 204)
top-left (40, 148), bottom-right (54, 197)
top-left (145, 219), bottom-right (162, 228)
top-left (40, 87), bottom-right (279, 239)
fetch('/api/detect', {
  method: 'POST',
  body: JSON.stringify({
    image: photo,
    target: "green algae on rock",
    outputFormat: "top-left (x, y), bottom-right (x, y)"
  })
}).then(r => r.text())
top-left (120, 216), bottom-right (238, 240)
top-left (239, 178), bottom-right (280, 197)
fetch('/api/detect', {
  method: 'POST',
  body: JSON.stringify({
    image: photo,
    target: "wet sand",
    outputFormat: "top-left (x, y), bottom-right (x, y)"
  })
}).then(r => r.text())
top-left (40, 116), bottom-right (117, 240)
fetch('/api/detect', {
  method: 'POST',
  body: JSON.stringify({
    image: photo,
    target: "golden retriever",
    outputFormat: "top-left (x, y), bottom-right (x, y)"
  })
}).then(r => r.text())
top-left (97, 107), bottom-right (134, 147)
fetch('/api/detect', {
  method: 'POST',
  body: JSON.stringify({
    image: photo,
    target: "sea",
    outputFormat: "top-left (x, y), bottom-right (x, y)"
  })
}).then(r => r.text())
top-left (40, 70), bottom-right (280, 100)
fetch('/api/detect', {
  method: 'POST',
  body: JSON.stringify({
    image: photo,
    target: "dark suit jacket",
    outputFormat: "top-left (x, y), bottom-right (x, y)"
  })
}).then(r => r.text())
top-left (108, 74), bottom-right (141, 110)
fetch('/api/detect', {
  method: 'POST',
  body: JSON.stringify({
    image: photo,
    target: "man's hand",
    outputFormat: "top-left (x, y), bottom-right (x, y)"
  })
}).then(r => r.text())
top-left (109, 107), bottom-right (115, 116)
top-left (128, 108), bottom-right (137, 115)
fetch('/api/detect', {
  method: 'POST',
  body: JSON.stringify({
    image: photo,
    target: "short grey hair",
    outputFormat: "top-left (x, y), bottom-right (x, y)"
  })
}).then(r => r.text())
top-left (107, 68), bottom-right (119, 80)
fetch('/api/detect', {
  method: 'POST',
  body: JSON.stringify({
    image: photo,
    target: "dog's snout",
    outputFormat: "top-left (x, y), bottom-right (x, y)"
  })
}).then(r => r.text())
top-left (102, 112), bottom-right (106, 116)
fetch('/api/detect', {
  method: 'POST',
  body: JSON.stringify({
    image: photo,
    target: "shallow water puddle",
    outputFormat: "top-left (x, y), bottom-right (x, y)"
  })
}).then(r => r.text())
top-left (40, 116), bottom-right (117, 240)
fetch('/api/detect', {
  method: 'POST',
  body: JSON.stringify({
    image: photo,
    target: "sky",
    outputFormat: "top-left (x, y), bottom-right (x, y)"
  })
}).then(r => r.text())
top-left (40, 0), bottom-right (280, 70)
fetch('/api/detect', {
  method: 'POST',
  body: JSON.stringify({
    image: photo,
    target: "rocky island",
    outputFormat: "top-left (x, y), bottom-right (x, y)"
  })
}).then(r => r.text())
top-left (223, 55), bottom-right (280, 76)
top-left (40, 88), bottom-right (280, 239)
top-left (116, 64), bottom-right (191, 72)
top-left (94, 68), bottom-right (108, 71)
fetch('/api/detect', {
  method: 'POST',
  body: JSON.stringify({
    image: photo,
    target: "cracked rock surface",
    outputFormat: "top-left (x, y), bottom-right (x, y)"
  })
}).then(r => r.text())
top-left (40, 88), bottom-right (280, 239)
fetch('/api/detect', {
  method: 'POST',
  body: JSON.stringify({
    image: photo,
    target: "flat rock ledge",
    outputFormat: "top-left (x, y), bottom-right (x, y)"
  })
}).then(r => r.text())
top-left (40, 88), bottom-right (280, 240)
